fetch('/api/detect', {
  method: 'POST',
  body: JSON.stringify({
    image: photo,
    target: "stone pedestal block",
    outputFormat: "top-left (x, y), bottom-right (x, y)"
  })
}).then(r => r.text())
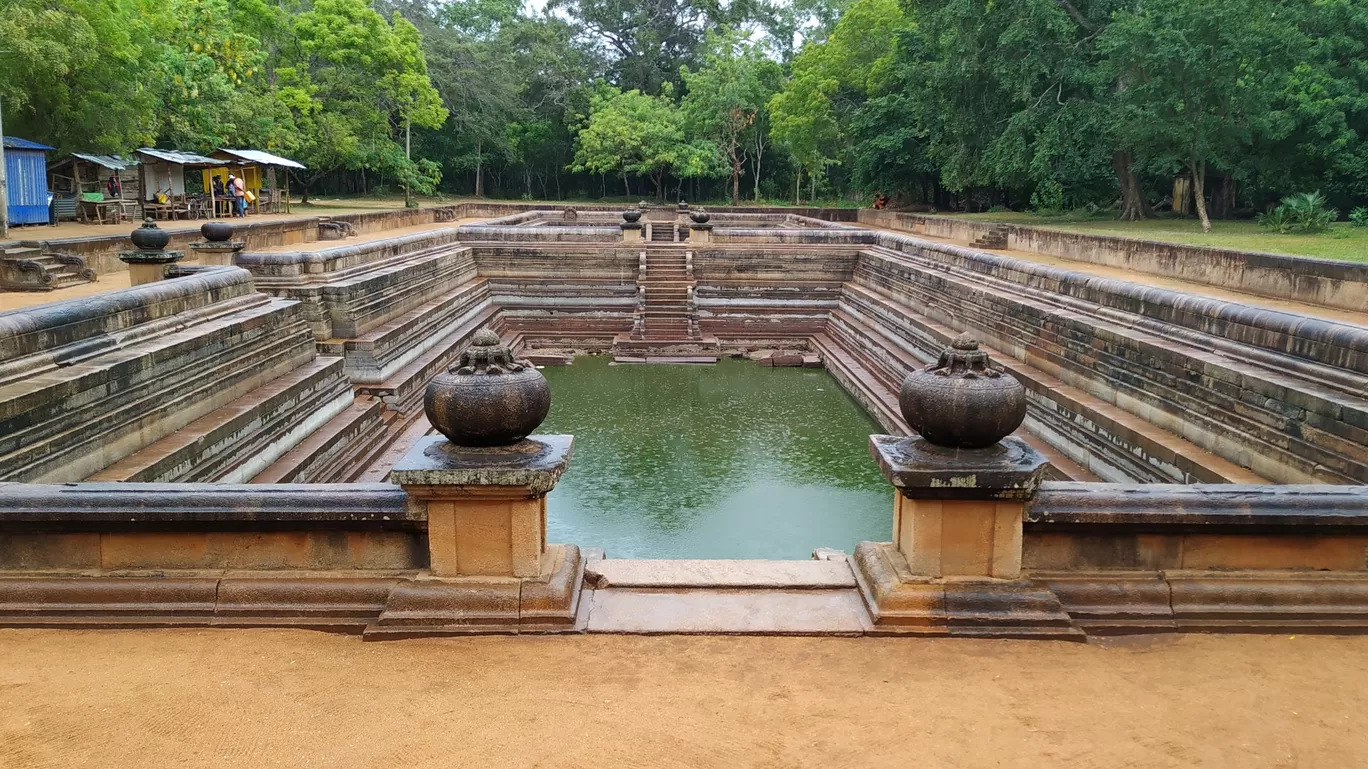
top-left (378, 434), bottom-right (582, 636)
top-left (119, 250), bottom-right (185, 285)
top-left (854, 434), bottom-right (1080, 639)
top-left (689, 224), bottom-right (713, 244)
top-left (188, 241), bottom-right (245, 267)
top-left (621, 223), bottom-right (644, 242)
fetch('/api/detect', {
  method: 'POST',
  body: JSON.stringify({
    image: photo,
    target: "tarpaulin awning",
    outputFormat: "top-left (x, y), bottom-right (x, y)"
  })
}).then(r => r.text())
top-left (213, 148), bottom-right (306, 170)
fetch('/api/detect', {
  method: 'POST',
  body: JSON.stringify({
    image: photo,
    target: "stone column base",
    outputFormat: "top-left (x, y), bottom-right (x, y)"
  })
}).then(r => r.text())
top-left (362, 544), bottom-right (584, 639)
top-left (852, 542), bottom-right (1084, 640)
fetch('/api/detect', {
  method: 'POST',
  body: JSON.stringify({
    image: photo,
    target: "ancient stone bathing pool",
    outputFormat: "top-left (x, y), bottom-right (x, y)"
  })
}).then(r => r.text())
top-left (539, 356), bottom-right (890, 558)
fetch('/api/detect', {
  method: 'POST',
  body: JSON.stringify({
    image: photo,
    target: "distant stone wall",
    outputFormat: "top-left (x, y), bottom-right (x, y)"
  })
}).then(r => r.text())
top-left (24, 218), bottom-right (318, 276)
top-left (859, 210), bottom-right (1368, 313)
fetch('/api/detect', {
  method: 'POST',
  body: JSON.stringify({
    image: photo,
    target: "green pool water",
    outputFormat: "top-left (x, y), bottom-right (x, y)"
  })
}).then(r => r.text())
top-left (538, 356), bottom-right (893, 559)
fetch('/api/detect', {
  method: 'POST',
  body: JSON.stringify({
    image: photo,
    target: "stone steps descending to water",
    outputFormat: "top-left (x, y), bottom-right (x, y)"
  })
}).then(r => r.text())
top-left (87, 357), bottom-right (357, 483)
top-left (580, 558), bottom-right (871, 635)
top-left (811, 329), bottom-right (1098, 482)
top-left (844, 250), bottom-right (1284, 484)
top-left (318, 279), bottom-right (493, 385)
top-left (249, 395), bottom-right (393, 483)
top-left (0, 270), bottom-right (327, 482)
top-left (353, 303), bottom-right (501, 416)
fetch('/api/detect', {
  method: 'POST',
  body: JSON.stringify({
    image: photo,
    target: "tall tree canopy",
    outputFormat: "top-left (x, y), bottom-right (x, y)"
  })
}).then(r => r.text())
top-left (4, 0), bottom-right (1368, 215)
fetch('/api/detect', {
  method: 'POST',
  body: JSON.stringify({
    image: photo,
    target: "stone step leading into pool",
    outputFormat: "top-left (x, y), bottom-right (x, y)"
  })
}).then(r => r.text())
top-left (578, 557), bottom-right (872, 635)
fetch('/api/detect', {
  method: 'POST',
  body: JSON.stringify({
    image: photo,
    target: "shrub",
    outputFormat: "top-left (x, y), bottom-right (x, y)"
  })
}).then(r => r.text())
top-left (1350, 206), bottom-right (1368, 227)
top-left (1256, 207), bottom-right (1292, 233)
top-left (1258, 191), bottom-right (1337, 234)
top-left (1030, 180), bottom-right (1065, 215)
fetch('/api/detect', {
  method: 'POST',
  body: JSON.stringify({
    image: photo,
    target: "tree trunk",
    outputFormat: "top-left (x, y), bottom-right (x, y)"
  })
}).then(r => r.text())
top-left (730, 145), bottom-right (741, 206)
top-left (622, 171), bottom-right (630, 197)
top-left (753, 133), bottom-right (765, 202)
top-left (474, 139), bottom-right (484, 197)
top-left (810, 169), bottom-right (816, 203)
top-left (1113, 151), bottom-right (1151, 221)
top-left (794, 168), bottom-right (801, 205)
top-left (1191, 158), bottom-right (1211, 232)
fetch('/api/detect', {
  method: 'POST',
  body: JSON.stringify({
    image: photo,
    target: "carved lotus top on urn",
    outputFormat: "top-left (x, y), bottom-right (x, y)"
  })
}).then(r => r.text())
top-left (898, 333), bottom-right (1026, 449)
top-left (424, 329), bottom-right (552, 447)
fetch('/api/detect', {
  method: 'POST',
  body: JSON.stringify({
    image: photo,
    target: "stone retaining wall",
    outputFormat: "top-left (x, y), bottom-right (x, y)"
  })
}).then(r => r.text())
top-left (2, 480), bottom-right (1368, 635)
top-left (860, 210), bottom-right (1368, 313)
top-left (845, 239), bottom-right (1368, 484)
top-left (0, 267), bottom-right (341, 482)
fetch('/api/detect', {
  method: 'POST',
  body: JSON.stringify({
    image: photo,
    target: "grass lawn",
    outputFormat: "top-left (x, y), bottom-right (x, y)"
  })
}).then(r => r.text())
top-left (948, 211), bottom-right (1368, 263)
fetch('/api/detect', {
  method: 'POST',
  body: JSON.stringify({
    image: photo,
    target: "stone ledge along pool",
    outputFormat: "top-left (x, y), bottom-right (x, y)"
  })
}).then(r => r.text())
top-left (538, 356), bottom-right (892, 559)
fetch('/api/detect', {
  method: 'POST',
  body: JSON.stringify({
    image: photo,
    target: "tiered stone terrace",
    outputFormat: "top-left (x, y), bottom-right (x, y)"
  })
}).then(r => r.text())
top-left (1, 202), bottom-right (1367, 637)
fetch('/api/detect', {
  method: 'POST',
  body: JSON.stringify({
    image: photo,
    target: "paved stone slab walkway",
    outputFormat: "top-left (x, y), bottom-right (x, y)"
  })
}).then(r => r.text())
top-left (2, 628), bottom-right (1365, 768)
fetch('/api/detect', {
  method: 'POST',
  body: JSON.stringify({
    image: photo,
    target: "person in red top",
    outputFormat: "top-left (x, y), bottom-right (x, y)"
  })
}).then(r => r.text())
top-left (872, 192), bottom-right (888, 210)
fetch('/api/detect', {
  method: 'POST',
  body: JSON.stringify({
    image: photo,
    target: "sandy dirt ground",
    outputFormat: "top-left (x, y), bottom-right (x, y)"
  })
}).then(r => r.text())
top-left (1, 629), bottom-right (1365, 768)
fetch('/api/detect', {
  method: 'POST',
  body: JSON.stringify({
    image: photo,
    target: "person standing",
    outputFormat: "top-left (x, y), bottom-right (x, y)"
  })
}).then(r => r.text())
top-left (228, 174), bottom-right (247, 217)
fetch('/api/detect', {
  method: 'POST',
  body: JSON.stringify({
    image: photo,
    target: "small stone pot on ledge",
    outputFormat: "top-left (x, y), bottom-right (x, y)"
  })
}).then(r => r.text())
top-left (200, 221), bottom-right (235, 242)
top-left (424, 329), bottom-right (551, 447)
top-left (898, 332), bottom-right (1026, 448)
top-left (120, 219), bottom-right (184, 286)
top-left (129, 218), bottom-right (171, 251)
top-left (621, 208), bottom-right (642, 224)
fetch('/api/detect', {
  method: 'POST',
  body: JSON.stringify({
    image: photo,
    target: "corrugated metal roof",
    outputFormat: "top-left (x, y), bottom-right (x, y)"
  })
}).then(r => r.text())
top-left (214, 148), bottom-right (307, 169)
top-left (68, 153), bottom-right (135, 170)
top-left (3, 136), bottom-right (55, 151)
top-left (135, 147), bottom-right (223, 165)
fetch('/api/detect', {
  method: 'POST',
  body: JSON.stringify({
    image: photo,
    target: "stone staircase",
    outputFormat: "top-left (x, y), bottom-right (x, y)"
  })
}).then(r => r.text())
top-left (649, 221), bottom-right (677, 243)
top-left (0, 247), bottom-right (98, 291)
top-left (969, 224), bottom-right (1010, 250)
top-left (615, 244), bottom-right (718, 357)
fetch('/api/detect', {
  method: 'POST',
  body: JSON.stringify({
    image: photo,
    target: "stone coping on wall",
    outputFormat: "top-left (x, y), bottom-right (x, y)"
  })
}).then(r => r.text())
top-left (237, 227), bottom-right (466, 282)
top-left (0, 482), bottom-right (420, 529)
top-left (860, 210), bottom-right (1368, 313)
top-left (0, 265), bottom-right (254, 370)
top-left (3, 479), bottom-right (1366, 536)
top-left (1029, 482), bottom-right (1368, 529)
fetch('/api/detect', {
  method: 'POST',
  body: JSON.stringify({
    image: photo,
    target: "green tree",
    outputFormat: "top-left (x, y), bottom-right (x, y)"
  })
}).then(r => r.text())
top-left (680, 30), bottom-right (782, 204)
top-left (1100, 0), bottom-right (1306, 230)
top-left (571, 85), bottom-right (699, 199)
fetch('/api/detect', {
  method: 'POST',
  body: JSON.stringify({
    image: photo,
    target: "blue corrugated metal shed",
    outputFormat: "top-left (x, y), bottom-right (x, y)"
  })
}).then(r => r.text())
top-left (4, 136), bottom-right (55, 225)
top-left (3, 136), bottom-right (55, 151)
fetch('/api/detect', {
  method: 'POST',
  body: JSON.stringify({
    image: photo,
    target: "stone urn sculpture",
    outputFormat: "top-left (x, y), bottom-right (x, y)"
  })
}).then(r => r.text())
top-left (898, 332), bottom-right (1026, 448)
top-left (129, 218), bottom-right (171, 251)
top-left (424, 329), bottom-right (551, 447)
top-left (622, 208), bottom-right (642, 224)
top-left (690, 208), bottom-right (711, 224)
top-left (200, 221), bottom-right (234, 242)
top-left (120, 219), bottom-right (184, 286)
